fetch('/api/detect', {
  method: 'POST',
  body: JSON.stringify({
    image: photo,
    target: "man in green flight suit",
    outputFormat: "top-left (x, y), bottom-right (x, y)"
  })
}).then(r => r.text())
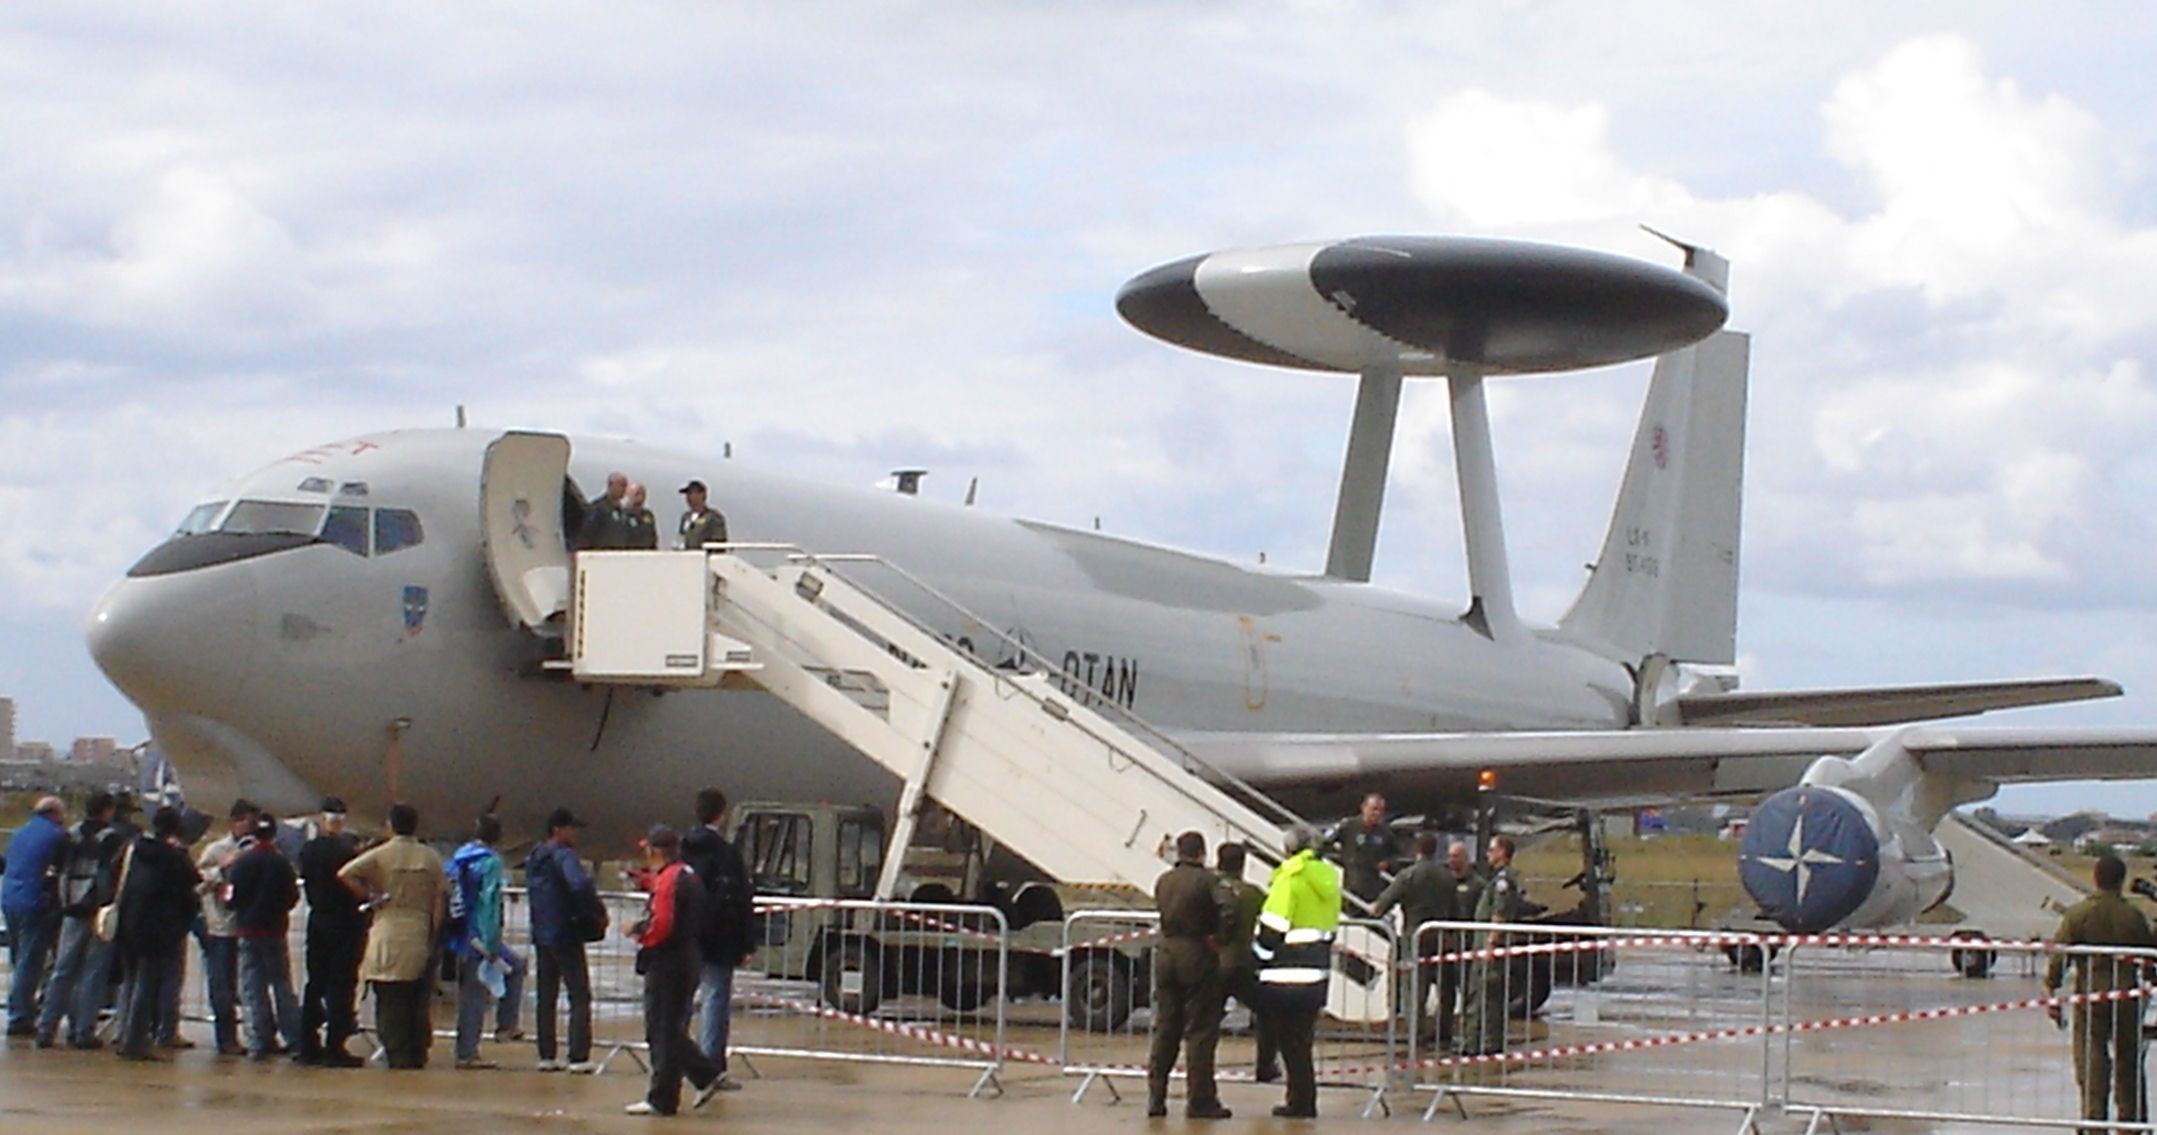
top-left (1147, 831), bottom-right (1233, 1120)
top-left (1371, 832), bottom-right (1460, 1049)
top-left (2043, 854), bottom-right (2156, 1134)
top-left (1213, 841), bottom-right (1277, 1083)
top-left (1459, 834), bottom-right (1527, 1056)
top-left (1326, 793), bottom-right (1405, 903)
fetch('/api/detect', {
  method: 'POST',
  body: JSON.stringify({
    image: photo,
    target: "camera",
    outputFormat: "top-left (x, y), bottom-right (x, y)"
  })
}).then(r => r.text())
top-left (2130, 877), bottom-right (2157, 901)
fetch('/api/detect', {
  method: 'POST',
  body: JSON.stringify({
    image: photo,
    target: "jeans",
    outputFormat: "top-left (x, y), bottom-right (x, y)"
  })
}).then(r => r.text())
top-left (535, 941), bottom-right (593, 1063)
top-left (4, 904), bottom-right (59, 1033)
top-left (695, 962), bottom-right (736, 1072)
top-left (118, 945), bottom-right (180, 1056)
top-left (238, 936), bottom-right (304, 1054)
top-left (454, 948), bottom-right (526, 1060)
top-left (201, 935), bottom-right (241, 1048)
top-left (156, 944), bottom-right (186, 1043)
top-left (37, 913), bottom-right (115, 1043)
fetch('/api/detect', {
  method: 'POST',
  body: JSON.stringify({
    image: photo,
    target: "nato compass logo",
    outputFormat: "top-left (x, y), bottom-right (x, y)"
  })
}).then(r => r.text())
top-left (402, 585), bottom-right (429, 637)
top-left (1737, 787), bottom-right (1881, 933)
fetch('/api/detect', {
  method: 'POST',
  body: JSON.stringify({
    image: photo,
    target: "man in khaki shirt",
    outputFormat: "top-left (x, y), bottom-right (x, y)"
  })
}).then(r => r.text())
top-left (2043, 853), bottom-right (2156, 1134)
top-left (338, 803), bottom-right (446, 1070)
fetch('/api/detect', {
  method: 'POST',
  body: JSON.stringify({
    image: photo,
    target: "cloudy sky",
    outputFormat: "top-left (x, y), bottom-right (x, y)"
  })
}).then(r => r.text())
top-left (2, 3), bottom-right (2152, 817)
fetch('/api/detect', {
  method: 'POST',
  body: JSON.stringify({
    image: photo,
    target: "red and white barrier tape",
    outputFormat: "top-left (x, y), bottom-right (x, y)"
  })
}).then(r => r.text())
top-left (737, 990), bottom-right (1061, 1067)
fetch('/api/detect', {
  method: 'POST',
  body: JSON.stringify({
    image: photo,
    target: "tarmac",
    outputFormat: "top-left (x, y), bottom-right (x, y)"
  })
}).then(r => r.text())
top-left (0, 1033), bottom-right (1863, 1135)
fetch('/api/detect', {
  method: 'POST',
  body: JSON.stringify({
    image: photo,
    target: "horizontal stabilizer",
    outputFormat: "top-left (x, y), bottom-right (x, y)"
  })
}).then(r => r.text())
top-left (1669, 676), bottom-right (2122, 728)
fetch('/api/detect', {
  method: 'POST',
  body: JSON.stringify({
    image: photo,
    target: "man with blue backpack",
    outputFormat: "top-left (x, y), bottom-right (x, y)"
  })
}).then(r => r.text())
top-left (445, 814), bottom-right (527, 1069)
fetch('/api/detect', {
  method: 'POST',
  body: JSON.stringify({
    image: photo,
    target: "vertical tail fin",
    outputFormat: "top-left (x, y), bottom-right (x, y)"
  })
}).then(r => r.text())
top-left (1557, 328), bottom-right (1749, 667)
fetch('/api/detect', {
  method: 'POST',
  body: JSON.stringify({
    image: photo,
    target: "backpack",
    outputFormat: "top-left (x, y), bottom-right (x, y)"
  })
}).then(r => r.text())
top-left (57, 825), bottom-right (118, 916)
top-left (442, 853), bottom-right (473, 948)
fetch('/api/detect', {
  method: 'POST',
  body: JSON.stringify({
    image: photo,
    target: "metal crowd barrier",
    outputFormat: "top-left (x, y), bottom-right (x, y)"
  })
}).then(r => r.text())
top-left (1405, 921), bottom-right (1773, 1125)
top-left (1057, 909), bottom-right (1398, 1115)
top-left (728, 894), bottom-right (1016, 1098)
top-left (132, 887), bottom-right (1019, 1097)
top-left (1775, 935), bottom-right (2157, 1132)
top-left (1402, 920), bottom-right (2157, 1132)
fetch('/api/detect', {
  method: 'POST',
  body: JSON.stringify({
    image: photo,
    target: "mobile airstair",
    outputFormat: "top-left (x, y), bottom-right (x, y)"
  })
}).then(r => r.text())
top-left (562, 545), bottom-right (1390, 1022)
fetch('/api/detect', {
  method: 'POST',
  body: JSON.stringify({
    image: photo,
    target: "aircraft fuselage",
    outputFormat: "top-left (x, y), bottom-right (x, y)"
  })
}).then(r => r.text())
top-left (90, 429), bottom-right (1632, 847)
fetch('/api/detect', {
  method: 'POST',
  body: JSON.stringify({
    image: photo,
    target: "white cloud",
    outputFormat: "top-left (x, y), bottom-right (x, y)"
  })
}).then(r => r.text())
top-left (1404, 92), bottom-right (1693, 229)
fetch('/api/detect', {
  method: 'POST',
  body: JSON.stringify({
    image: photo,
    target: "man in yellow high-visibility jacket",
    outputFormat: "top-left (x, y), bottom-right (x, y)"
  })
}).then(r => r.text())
top-left (1252, 825), bottom-right (1340, 1120)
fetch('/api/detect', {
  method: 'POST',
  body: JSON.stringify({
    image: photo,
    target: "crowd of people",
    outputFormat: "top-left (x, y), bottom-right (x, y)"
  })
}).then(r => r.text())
top-left (1, 787), bottom-right (759, 1118)
top-left (1144, 793), bottom-right (1546, 1121)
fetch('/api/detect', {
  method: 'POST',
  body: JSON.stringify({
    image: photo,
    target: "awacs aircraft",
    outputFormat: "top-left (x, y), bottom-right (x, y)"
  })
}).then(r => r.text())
top-left (87, 234), bottom-right (2157, 936)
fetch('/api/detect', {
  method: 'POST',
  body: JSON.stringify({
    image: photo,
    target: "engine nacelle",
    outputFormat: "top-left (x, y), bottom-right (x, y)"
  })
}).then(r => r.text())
top-left (1737, 783), bottom-right (1952, 932)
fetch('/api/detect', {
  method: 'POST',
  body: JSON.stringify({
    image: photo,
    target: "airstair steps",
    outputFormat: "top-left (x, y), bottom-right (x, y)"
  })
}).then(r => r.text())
top-left (565, 549), bottom-right (1389, 1022)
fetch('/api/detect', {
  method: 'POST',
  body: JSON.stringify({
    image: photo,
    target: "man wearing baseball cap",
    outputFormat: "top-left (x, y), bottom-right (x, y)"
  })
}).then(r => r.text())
top-left (626, 825), bottom-right (724, 1115)
top-left (678, 480), bottom-right (729, 551)
top-left (527, 806), bottom-right (604, 1072)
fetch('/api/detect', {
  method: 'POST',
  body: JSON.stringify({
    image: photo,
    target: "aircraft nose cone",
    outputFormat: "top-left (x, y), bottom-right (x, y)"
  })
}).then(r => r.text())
top-left (87, 570), bottom-right (257, 716)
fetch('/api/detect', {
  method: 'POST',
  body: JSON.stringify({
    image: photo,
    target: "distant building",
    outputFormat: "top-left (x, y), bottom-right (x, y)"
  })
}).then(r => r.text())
top-left (15, 740), bottom-right (54, 763)
top-left (0, 697), bottom-right (14, 765)
top-left (68, 736), bottom-right (120, 766)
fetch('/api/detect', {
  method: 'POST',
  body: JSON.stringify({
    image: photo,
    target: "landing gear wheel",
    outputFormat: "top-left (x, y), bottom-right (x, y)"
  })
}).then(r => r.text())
top-left (1723, 942), bottom-right (1779, 973)
top-left (1949, 930), bottom-right (1997, 979)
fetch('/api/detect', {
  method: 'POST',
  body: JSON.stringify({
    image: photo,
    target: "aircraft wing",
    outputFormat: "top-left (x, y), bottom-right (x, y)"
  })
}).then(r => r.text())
top-left (1180, 724), bottom-right (2157, 811)
top-left (1668, 675), bottom-right (2121, 727)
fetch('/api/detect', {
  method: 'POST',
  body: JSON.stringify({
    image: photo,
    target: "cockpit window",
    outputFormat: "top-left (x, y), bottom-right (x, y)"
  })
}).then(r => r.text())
top-left (176, 501), bottom-right (229, 535)
top-left (129, 497), bottom-right (421, 577)
top-left (375, 508), bottom-right (423, 555)
top-left (321, 506), bottom-right (370, 556)
top-left (220, 500), bottom-right (327, 537)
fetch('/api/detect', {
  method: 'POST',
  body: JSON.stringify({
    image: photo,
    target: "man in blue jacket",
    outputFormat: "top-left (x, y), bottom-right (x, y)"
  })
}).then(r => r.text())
top-left (447, 814), bottom-right (526, 1069)
top-left (4, 796), bottom-right (68, 1037)
top-left (526, 806), bottom-right (604, 1073)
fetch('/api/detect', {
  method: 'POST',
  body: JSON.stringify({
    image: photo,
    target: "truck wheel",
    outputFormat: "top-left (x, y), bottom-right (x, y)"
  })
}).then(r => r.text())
top-left (821, 940), bottom-right (883, 1017)
top-left (935, 947), bottom-right (994, 1012)
top-left (1066, 954), bottom-right (1134, 1032)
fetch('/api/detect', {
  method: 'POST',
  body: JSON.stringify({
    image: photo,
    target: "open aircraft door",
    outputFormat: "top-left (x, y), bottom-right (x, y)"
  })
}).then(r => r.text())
top-left (481, 430), bottom-right (575, 634)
